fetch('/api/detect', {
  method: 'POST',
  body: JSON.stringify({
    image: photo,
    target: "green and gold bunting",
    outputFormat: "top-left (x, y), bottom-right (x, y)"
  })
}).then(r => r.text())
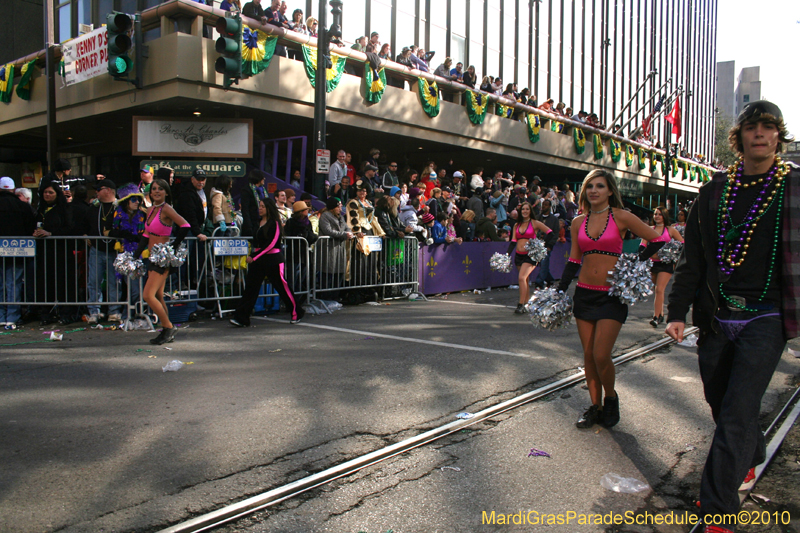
top-left (592, 134), bottom-right (604, 159)
top-left (649, 151), bottom-right (657, 173)
top-left (637, 147), bottom-right (647, 170)
top-left (527, 114), bottom-right (541, 143)
top-left (302, 45), bottom-right (347, 92)
top-left (672, 160), bottom-right (679, 177)
top-left (659, 155), bottom-right (666, 174)
top-left (690, 165), bottom-right (698, 182)
top-left (551, 121), bottom-right (565, 133)
top-left (15, 59), bottom-right (36, 101)
top-left (698, 166), bottom-right (709, 182)
top-left (573, 128), bottom-right (586, 154)
top-left (417, 77), bottom-right (440, 118)
top-left (0, 63), bottom-right (15, 104)
top-left (610, 138), bottom-right (621, 163)
top-left (242, 25), bottom-right (278, 76)
top-left (495, 102), bottom-right (513, 118)
top-left (625, 145), bottom-right (635, 167)
top-left (466, 90), bottom-right (488, 125)
top-left (364, 65), bottom-right (386, 103)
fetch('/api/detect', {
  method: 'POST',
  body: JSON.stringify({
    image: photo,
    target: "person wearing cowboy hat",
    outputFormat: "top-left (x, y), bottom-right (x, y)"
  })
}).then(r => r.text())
top-left (109, 183), bottom-right (147, 319)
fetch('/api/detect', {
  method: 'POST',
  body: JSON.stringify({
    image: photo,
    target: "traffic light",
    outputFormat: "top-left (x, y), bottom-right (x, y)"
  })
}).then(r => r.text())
top-left (107, 12), bottom-right (134, 79)
top-left (215, 14), bottom-right (243, 88)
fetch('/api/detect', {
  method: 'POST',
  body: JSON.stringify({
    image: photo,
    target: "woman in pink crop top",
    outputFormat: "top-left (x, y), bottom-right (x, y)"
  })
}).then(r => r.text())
top-left (133, 179), bottom-right (192, 346)
top-left (506, 202), bottom-right (557, 313)
top-left (557, 170), bottom-right (662, 430)
top-left (640, 206), bottom-right (684, 327)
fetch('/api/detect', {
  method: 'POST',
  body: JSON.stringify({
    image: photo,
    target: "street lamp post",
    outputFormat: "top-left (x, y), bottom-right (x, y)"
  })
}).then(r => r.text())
top-left (312, 0), bottom-right (342, 200)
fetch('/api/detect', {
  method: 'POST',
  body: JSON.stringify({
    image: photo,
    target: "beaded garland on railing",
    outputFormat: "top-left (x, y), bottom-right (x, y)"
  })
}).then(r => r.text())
top-left (716, 156), bottom-right (789, 311)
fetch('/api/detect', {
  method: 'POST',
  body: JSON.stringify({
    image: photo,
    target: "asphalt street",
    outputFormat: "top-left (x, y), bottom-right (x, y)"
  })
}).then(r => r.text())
top-left (1, 287), bottom-right (798, 533)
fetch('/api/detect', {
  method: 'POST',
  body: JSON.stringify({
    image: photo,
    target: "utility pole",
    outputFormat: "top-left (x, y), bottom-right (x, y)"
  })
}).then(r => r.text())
top-left (312, 0), bottom-right (342, 200)
top-left (44, 0), bottom-right (57, 172)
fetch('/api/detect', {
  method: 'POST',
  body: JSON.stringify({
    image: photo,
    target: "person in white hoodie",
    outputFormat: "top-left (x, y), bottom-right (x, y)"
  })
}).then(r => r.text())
top-left (469, 167), bottom-right (485, 194)
top-left (398, 197), bottom-right (429, 243)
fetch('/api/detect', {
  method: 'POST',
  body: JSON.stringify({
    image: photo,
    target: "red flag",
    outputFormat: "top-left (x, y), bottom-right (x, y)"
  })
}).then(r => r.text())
top-left (665, 98), bottom-right (682, 141)
top-left (641, 116), bottom-right (652, 139)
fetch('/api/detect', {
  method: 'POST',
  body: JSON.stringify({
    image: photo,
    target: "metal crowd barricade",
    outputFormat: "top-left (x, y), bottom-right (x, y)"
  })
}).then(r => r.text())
top-left (0, 236), bottom-right (140, 329)
top-left (310, 235), bottom-right (421, 313)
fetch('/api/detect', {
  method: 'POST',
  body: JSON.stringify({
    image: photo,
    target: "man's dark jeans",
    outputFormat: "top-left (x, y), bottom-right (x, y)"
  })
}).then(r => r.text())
top-left (697, 306), bottom-right (785, 526)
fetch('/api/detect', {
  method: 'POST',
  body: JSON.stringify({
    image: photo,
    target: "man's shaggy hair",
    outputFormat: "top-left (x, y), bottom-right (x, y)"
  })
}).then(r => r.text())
top-left (728, 114), bottom-right (794, 155)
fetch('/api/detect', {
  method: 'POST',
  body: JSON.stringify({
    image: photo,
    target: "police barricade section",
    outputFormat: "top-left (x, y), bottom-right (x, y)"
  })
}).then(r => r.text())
top-left (312, 236), bottom-right (419, 306)
top-left (417, 241), bottom-right (570, 295)
top-left (0, 236), bottom-right (136, 325)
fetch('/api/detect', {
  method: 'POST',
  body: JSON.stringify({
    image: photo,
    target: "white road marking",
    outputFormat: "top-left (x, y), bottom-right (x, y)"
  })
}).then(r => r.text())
top-left (252, 317), bottom-right (545, 359)
top-left (428, 299), bottom-right (514, 309)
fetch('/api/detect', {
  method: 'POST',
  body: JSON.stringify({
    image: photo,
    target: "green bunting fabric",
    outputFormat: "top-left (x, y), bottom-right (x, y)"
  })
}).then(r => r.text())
top-left (495, 102), bottom-right (513, 118)
top-left (15, 60), bottom-right (36, 101)
top-left (0, 63), bottom-right (15, 104)
top-left (609, 138), bottom-right (621, 163)
top-left (364, 65), bottom-right (386, 104)
top-left (593, 133), bottom-right (604, 160)
top-left (625, 145), bottom-right (635, 167)
top-left (698, 166), bottom-right (709, 182)
top-left (637, 147), bottom-right (647, 170)
top-left (649, 151), bottom-right (657, 173)
top-left (551, 121), bottom-right (564, 133)
top-left (242, 25), bottom-right (278, 77)
top-left (573, 128), bottom-right (586, 154)
top-left (417, 77), bottom-right (440, 118)
top-left (673, 160), bottom-right (679, 177)
top-left (465, 90), bottom-right (488, 125)
top-left (527, 114), bottom-right (541, 143)
top-left (302, 45), bottom-right (347, 92)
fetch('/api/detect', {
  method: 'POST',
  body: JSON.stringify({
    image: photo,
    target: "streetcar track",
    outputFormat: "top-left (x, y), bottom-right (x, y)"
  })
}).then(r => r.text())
top-left (156, 327), bottom-right (729, 533)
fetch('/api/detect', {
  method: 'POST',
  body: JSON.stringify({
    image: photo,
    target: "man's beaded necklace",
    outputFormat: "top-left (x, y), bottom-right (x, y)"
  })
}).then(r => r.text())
top-left (716, 156), bottom-right (789, 311)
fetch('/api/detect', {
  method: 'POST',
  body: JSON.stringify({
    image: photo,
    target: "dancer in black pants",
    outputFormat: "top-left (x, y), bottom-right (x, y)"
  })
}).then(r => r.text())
top-left (230, 197), bottom-right (304, 327)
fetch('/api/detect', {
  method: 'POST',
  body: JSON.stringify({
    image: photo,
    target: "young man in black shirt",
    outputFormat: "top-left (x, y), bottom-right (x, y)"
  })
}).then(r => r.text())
top-left (666, 101), bottom-right (798, 532)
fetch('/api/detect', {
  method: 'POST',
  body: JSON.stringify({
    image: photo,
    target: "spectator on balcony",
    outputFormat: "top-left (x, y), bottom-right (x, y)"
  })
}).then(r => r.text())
top-left (539, 98), bottom-right (555, 112)
top-left (466, 187), bottom-right (485, 220)
top-left (572, 110), bottom-right (588, 122)
top-left (462, 65), bottom-right (477, 88)
top-left (243, 0), bottom-right (268, 24)
top-left (210, 175), bottom-right (236, 236)
top-left (475, 208), bottom-right (501, 241)
top-left (0, 177), bottom-right (36, 329)
top-left (434, 58), bottom-right (457, 81)
top-left (351, 36), bottom-right (367, 52)
top-left (33, 183), bottom-right (73, 325)
top-left (408, 46), bottom-right (429, 72)
top-left (306, 16), bottom-right (318, 37)
top-left (287, 9), bottom-right (307, 60)
top-left (264, 0), bottom-right (290, 55)
top-left (491, 77), bottom-right (504, 95)
top-left (586, 113), bottom-right (601, 128)
top-left (378, 43), bottom-right (391, 60)
top-left (220, 0), bottom-right (241, 11)
top-left (317, 197), bottom-right (353, 299)
top-left (479, 76), bottom-right (492, 92)
top-left (450, 62), bottom-right (464, 83)
top-left (554, 102), bottom-right (567, 116)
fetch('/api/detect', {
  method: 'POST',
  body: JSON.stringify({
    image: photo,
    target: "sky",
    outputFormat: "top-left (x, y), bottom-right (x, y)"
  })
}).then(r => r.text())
top-left (717, 0), bottom-right (800, 134)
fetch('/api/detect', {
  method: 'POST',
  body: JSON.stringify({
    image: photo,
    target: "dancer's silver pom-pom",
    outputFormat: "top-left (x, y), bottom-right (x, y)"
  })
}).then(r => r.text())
top-left (525, 238), bottom-right (549, 263)
top-left (607, 253), bottom-right (653, 305)
top-left (657, 239), bottom-right (683, 263)
top-left (113, 252), bottom-right (147, 279)
top-left (489, 252), bottom-right (512, 273)
top-left (526, 287), bottom-right (573, 330)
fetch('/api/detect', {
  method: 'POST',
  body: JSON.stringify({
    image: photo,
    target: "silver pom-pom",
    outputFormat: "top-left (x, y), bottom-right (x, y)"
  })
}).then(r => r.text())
top-left (113, 252), bottom-right (147, 279)
top-left (150, 242), bottom-right (188, 268)
top-left (607, 253), bottom-right (653, 305)
top-left (657, 239), bottom-right (683, 263)
top-left (524, 238), bottom-right (549, 263)
top-left (489, 252), bottom-right (512, 273)
top-left (526, 287), bottom-right (573, 330)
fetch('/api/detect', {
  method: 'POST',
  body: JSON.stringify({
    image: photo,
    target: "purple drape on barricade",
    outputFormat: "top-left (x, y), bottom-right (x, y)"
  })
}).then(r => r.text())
top-left (417, 241), bottom-right (571, 295)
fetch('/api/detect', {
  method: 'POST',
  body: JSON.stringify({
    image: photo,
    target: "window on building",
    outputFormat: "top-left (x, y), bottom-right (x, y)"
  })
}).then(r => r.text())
top-left (743, 94), bottom-right (750, 103)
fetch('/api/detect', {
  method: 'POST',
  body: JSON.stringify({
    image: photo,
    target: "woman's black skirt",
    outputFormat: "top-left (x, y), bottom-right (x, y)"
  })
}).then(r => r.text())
top-left (147, 262), bottom-right (169, 275)
top-left (514, 252), bottom-right (536, 268)
top-left (573, 286), bottom-right (628, 323)
top-left (651, 261), bottom-right (674, 275)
